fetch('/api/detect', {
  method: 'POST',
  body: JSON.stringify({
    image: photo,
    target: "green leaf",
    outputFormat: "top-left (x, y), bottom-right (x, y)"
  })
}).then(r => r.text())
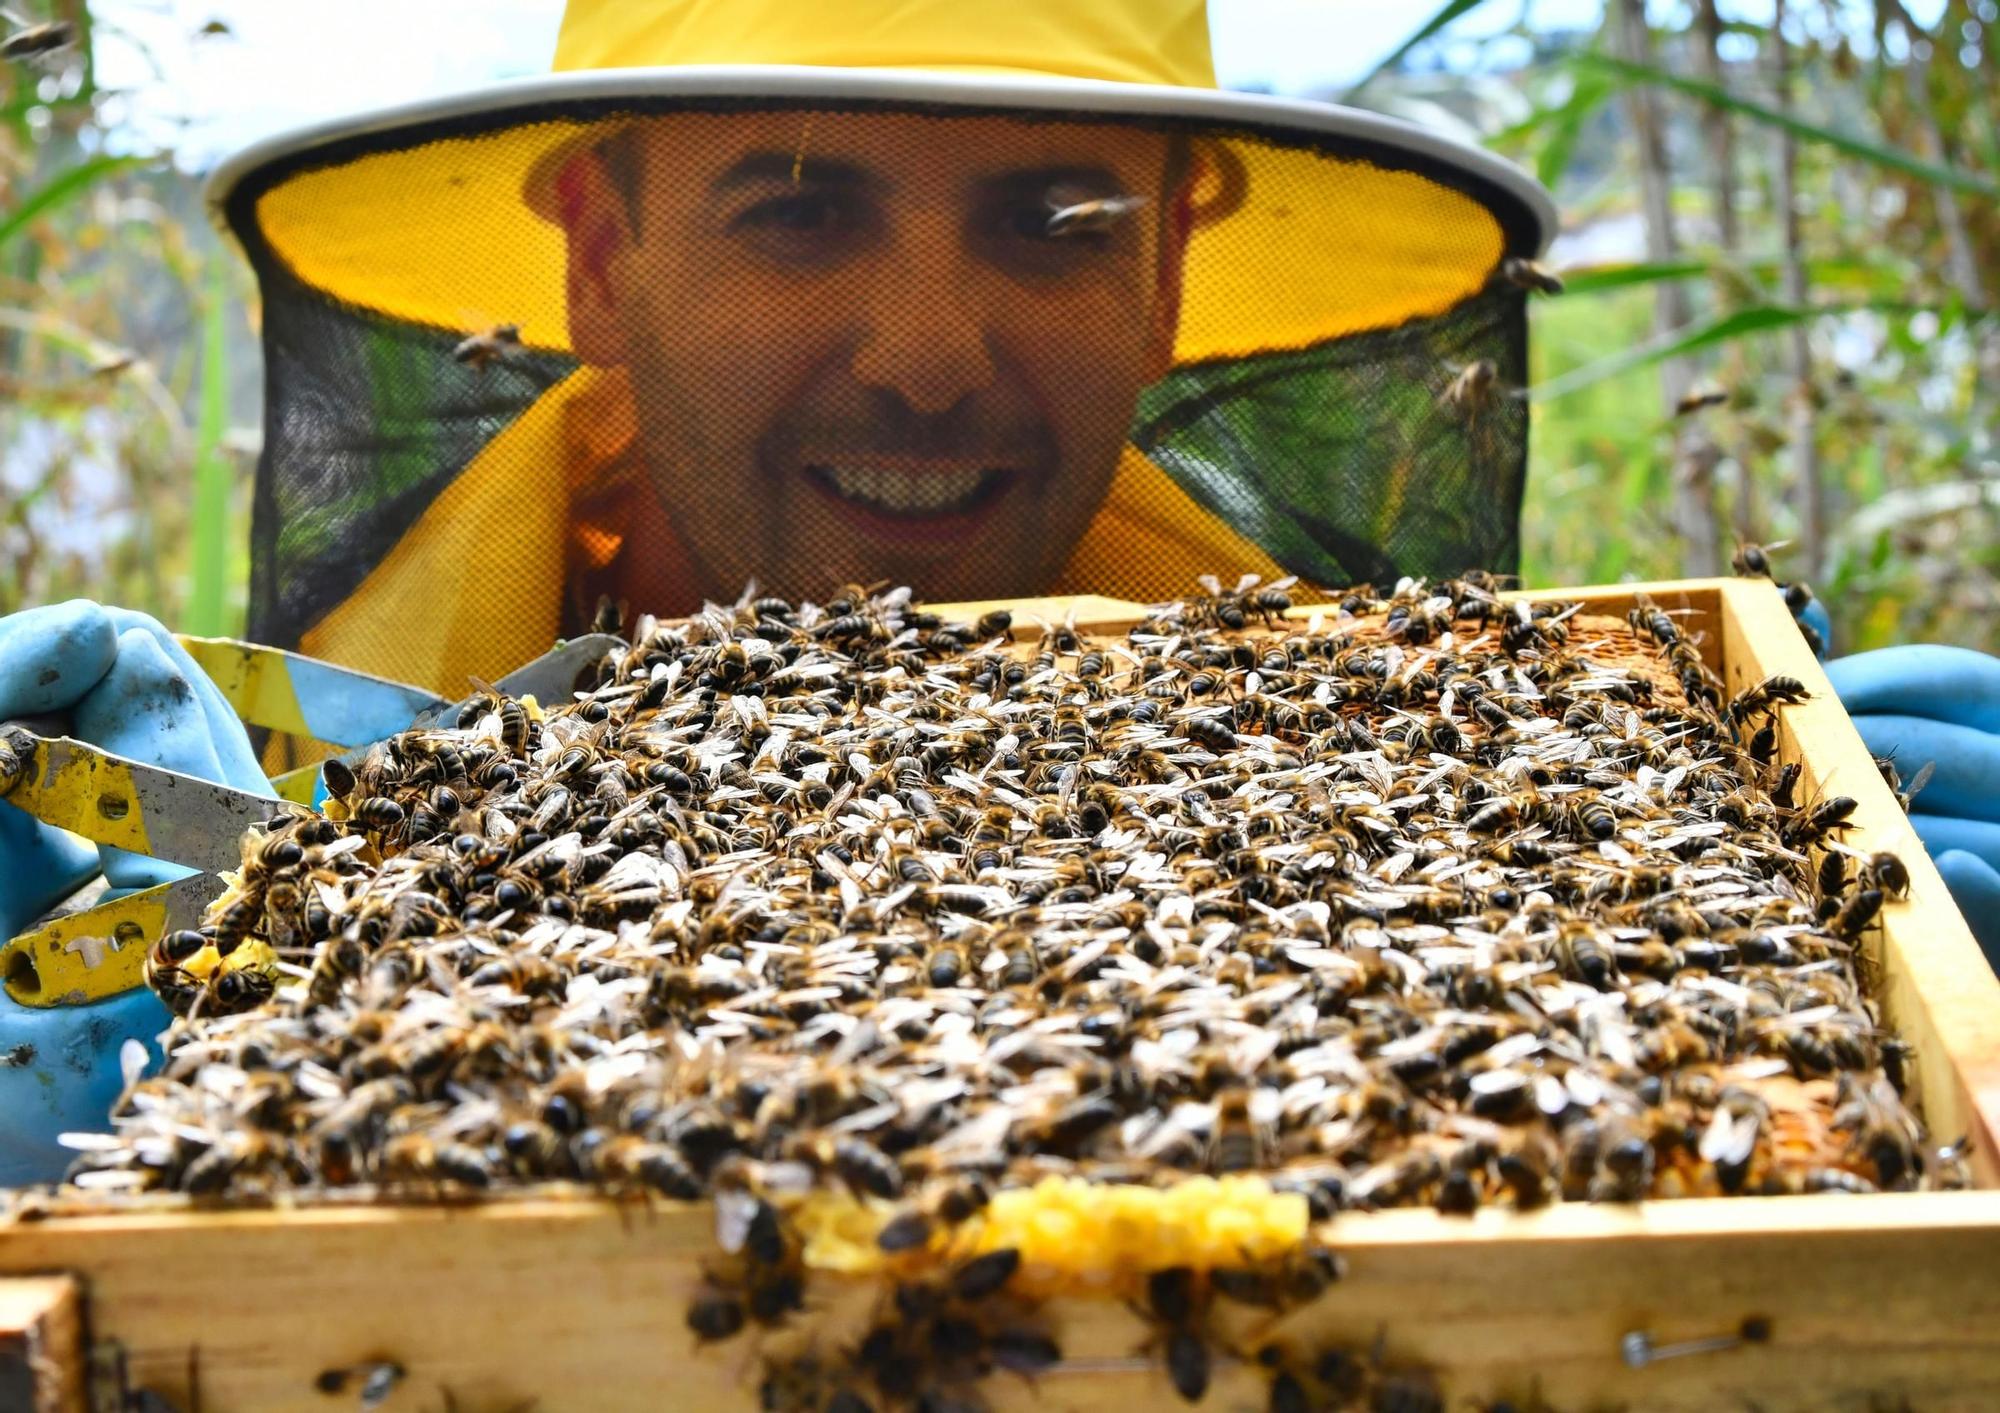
top-left (1558, 259), bottom-right (1711, 294)
top-left (0, 153), bottom-right (147, 252)
top-left (1534, 73), bottom-right (1613, 191)
top-left (1341, 0), bottom-right (1493, 102)
top-left (1574, 53), bottom-right (2000, 202)
top-left (1529, 302), bottom-right (1933, 402)
top-left (187, 259), bottom-right (231, 637)
top-left (1558, 255), bottom-right (1904, 296)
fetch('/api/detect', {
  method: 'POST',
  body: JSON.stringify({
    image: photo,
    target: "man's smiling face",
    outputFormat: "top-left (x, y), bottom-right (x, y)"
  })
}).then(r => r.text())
top-left (562, 110), bottom-right (1185, 603)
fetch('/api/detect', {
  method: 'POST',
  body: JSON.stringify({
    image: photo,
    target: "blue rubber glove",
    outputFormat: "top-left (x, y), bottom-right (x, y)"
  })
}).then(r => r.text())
top-left (1825, 644), bottom-right (2000, 970)
top-left (0, 601), bottom-right (270, 1186)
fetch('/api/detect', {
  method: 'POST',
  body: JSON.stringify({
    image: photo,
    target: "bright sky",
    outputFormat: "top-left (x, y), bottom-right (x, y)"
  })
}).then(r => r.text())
top-left (87, 0), bottom-right (1609, 169)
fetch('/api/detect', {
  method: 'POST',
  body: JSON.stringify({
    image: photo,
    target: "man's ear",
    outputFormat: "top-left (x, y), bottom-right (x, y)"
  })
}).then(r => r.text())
top-left (556, 149), bottom-right (635, 367)
top-left (1146, 162), bottom-right (1198, 381)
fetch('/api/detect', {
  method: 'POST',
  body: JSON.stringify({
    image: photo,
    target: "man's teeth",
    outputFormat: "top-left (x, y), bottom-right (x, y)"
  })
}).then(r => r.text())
top-left (816, 464), bottom-right (998, 515)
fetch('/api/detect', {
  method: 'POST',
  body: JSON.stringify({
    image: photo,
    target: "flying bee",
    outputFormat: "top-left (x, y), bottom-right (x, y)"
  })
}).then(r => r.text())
top-left (1045, 189), bottom-right (1149, 238)
top-left (451, 321), bottom-right (521, 370)
top-left (1497, 255), bottom-right (1563, 295)
top-left (0, 14), bottom-right (71, 60)
top-left (1879, 757), bottom-right (1935, 813)
top-left (1731, 539), bottom-right (1791, 578)
top-left (1674, 384), bottom-right (1730, 417)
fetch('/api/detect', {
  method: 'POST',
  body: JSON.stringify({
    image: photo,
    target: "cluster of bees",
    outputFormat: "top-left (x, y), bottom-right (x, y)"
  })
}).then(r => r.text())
top-left (60, 572), bottom-right (1959, 1407)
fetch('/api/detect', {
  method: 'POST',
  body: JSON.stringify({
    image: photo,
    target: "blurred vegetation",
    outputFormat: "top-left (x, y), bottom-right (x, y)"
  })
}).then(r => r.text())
top-left (1, 0), bottom-right (1995, 652)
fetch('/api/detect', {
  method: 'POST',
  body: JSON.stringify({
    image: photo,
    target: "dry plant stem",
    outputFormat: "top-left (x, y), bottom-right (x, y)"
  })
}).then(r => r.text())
top-left (1770, 0), bottom-right (1826, 583)
top-left (1611, 0), bottom-right (1723, 575)
top-left (1694, 0), bottom-right (1757, 543)
top-left (1886, 7), bottom-right (1991, 313)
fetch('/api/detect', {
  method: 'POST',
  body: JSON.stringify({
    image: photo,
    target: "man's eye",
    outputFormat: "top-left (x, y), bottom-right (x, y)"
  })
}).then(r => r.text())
top-left (998, 201), bottom-right (1064, 242)
top-left (734, 192), bottom-right (850, 234)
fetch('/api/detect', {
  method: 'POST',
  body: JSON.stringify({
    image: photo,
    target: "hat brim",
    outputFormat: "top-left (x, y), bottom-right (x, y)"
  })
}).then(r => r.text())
top-left (207, 66), bottom-right (1554, 361)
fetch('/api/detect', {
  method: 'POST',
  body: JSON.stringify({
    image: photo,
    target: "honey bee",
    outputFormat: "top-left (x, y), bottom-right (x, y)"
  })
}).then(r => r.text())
top-left (0, 15), bottom-right (71, 60)
top-left (1784, 794), bottom-right (1858, 848)
top-left (1570, 791), bottom-right (1618, 842)
top-left (380, 1133), bottom-right (494, 1189)
top-left (1826, 887), bottom-right (1884, 942)
top-left (1674, 384), bottom-right (1730, 417)
top-left (351, 796), bottom-right (407, 833)
top-left (1440, 359), bottom-right (1501, 423)
top-left (313, 1362), bottom-right (406, 1411)
top-left (181, 1131), bottom-right (293, 1194)
top-left (1731, 539), bottom-right (1791, 578)
top-left (1045, 190), bottom-right (1149, 238)
top-left (1860, 849), bottom-right (1911, 898)
top-left (1164, 1329), bottom-right (1211, 1404)
top-left (876, 1174), bottom-right (994, 1253)
top-left (1497, 255), bottom-right (1564, 295)
top-left (948, 1246), bottom-right (1021, 1301)
top-left (451, 322), bottom-right (522, 370)
top-left (1209, 1245), bottom-right (1343, 1309)
top-left (1729, 674), bottom-right (1811, 727)
top-left (1207, 1085), bottom-right (1271, 1174)
top-left (467, 954), bottom-right (564, 995)
top-left (575, 1131), bottom-right (703, 1199)
top-left (1832, 1074), bottom-right (1923, 1190)
top-left (792, 1134), bottom-right (902, 1200)
top-left (684, 1283), bottom-right (746, 1344)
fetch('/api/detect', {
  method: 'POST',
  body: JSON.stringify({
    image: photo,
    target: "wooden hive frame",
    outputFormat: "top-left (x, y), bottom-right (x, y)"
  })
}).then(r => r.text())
top-left (3, 577), bottom-right (1997, 1412)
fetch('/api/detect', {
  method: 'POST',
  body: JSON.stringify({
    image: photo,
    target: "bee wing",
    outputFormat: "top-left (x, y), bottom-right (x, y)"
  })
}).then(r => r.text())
top-left (1697, 1106), bottom-right (1760, 1166)
top-left (713, 1190), bottom-right (757, 1253)
top-left (1233, 572), bottom-right (1262, 595)
top-left (1197, 574), bottom-right (1223, 596)
top-left (119, 1038), bottom-right (149, 1092)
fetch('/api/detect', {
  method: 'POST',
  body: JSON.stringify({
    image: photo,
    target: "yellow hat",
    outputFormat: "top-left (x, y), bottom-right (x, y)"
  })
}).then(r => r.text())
top-left (212, 0), bottom-right (1553, 656)
top-left (209, 0), bottom-right (1549, 359)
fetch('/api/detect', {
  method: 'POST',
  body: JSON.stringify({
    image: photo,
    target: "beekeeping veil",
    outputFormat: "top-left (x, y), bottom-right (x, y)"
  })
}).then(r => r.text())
top-left (208, 0), bottom-right (1553, 695)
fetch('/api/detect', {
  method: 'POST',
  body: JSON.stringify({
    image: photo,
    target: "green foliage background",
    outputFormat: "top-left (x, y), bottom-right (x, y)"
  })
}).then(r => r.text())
top-left (2, 0), bottom-right (1995, 653)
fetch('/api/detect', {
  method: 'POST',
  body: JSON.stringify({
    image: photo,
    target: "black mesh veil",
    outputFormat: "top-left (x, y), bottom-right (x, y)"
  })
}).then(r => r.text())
top-left (220, 93), bottom-right (1540, 689)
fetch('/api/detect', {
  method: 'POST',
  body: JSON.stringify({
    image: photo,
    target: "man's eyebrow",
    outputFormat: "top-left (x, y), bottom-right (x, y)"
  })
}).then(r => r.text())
top-left (976, 164), bottom-right (1130, 198)
top-left (710, 152), bottom-right (882, 193)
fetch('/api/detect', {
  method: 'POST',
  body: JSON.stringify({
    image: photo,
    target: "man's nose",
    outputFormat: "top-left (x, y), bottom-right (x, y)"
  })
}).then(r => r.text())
top-left (849, 223), bottom-right (997, 416)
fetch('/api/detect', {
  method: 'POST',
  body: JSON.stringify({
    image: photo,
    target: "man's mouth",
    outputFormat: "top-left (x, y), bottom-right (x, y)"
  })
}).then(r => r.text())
top-left (805, 463), bottom-right (1013, 519)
